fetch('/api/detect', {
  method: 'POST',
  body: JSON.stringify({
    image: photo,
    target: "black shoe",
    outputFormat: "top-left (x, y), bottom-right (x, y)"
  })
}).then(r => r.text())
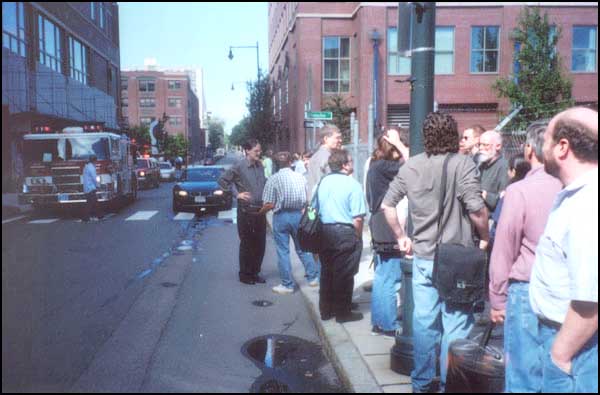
top-left (320, 313), bottom-right (334, 321)
top-left (351, 302), bottom-right (360, 310)
top-left (335, 312), bottom-right (363, 323)
top-left (253, 275), bottom-right (266, 284)
top-left (239, 278), bottom-right (255, 285)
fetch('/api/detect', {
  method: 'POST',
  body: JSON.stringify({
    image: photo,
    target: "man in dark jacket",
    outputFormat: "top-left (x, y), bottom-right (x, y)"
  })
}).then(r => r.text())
top-left (478, 130), bottom-right (509, 214)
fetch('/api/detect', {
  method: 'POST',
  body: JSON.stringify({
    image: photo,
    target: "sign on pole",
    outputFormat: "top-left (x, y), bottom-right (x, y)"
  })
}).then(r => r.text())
top-left (304, 111), bottom-right (333, 120)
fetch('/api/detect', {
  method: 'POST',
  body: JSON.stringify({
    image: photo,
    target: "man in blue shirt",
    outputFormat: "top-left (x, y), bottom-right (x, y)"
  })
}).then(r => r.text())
top-left (316, 149), bottom-right (366, 323)
top-left (82, 155), bottom-right (102, 222)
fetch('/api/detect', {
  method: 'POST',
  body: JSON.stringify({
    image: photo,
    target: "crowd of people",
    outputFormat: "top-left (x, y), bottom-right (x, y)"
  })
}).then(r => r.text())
top-left (217, 106), bottom-right (597, 393)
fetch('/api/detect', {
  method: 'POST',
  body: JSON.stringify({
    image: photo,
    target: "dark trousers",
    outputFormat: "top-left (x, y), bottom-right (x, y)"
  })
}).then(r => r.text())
top-left (319, 224), bottom-right (362, 317)
top-left (82, 190), bottom-right (100, 220)
top-left (236, 206), bottom-right (266, 281)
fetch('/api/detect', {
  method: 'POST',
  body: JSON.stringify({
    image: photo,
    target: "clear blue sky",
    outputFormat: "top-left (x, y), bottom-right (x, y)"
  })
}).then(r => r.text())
top-left (118, 2), bottom-right (269, 134)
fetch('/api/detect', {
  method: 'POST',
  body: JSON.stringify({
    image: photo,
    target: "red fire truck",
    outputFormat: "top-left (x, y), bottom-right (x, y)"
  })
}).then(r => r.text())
top-left (18, 124), bottom-right (138, 209)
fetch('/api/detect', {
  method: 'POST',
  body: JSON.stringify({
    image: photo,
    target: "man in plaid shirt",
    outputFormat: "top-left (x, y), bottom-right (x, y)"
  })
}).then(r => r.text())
top-left (259, 152), bottom-right (320, 294)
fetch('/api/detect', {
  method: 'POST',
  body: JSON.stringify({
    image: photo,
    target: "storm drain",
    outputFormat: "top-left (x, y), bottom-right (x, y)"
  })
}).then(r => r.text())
top-left (253, 300), bottom-right (274, 308)
top-left (242, 335), bottom-right (344, 393)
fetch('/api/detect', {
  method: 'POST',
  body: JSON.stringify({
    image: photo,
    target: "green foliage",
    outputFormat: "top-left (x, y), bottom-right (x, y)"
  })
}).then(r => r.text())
top-left (127, 125), bottom-right (151, 147)
top-left (163, 134), bottom-right (188, 159)
top-left (245, 73), bottom-right (275, 147)
top-left (322, 95), bottom-right (354, 144)
top-left (492, 7), bottom-right (573, 130)
top-left (207, 118), bottom-right (225, 149)
top-left (230, 117), bottom-right (250, 148)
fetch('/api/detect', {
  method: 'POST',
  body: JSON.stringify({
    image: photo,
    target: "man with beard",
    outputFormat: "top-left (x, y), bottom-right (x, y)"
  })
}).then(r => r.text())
top-left (529, 107), bottom-right (597, 393)
top-left (478, 130), bottom-right (509, 214)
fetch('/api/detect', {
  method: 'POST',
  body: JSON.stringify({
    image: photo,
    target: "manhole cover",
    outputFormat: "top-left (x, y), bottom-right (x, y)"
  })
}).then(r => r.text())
top-left (253, 300), bottom-right (274, 307)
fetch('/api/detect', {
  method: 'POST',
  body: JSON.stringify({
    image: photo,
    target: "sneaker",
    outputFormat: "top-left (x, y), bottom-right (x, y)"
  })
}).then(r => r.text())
top-left (308, 278), bottom-right (319, 287)
top-left (272, 284), bottom-right (294, 294)
top-left (371, 326), bottom-right (384, 336)
top-left (89, 217), bottom-right (99, 222)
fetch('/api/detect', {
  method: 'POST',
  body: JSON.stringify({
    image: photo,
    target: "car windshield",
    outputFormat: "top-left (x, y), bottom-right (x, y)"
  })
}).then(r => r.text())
top-left (22, 137), bottom-right (109, 166)
top-left (137, 160), bottom-right (150, 169)
top-left (159, 163), bottom-right (172, 169)
top-left (185, 168), bottom-right (222, 182)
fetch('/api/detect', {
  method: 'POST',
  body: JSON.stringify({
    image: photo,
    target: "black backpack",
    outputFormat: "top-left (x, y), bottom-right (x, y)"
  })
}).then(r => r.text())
top-left (297, 175), bottom-right (330, 253)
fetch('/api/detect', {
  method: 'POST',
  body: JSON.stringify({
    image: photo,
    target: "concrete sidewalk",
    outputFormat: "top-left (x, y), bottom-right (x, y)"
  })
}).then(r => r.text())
top-left (266, 214), bottom-right (412, 393)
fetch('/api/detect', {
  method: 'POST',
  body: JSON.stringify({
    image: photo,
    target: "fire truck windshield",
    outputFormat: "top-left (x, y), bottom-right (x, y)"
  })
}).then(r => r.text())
top-left (23, 137), bottom-right (110, 165)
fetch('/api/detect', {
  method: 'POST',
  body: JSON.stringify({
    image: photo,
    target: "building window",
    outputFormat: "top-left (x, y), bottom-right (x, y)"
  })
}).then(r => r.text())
top-left (140, 117), bottom-right (155, 126)
top-left (99, 2), bottom-right (105, 30)
top-left (140, 98), bottom-right (156, 108)
top-left (90, 2), bottom-right (95, 20)
top-left (572, 26), bottom-right (597, 72)
top-left (122, 97), bottom-right (128, 107)
top-left (169, 117), bottom-right (183, 126)
top-left (121, 77), bottom-right (128, 90)
top-left (168, 80), bottom-right (182, 90)
top-left (3, 2), bottom-right (27, 57)
top-left (435, 27), bottom-right (454, 74)
top-left (168, 97), bottom-right (183, 108)
top-left (471, 26), bottom-right (500, 73)
top-left (37, 14), bottom-right (62, 72)
top-left (69, 36), bottom-right (88, 84)
top-left (388, 28), bottom-right (411, 75)
top-left (139, 79), bottom-right (155, 92)
top-left (323, 36), bottom-right (350, 93)
top-left (285, 76), bottom-right (289, 105)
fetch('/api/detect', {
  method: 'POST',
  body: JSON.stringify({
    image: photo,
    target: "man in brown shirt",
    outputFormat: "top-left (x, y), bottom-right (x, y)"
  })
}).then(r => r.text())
top-left (382, 112), bottom-right (489, 393)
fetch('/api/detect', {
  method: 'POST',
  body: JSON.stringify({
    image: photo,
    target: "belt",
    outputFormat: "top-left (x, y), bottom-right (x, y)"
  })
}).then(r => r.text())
top-left (539, 317), bottom-right (562, 330)
top-left (322, 223), bottom-right (354, 230)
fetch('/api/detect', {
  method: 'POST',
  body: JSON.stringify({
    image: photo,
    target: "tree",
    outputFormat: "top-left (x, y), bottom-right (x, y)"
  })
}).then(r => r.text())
top-left (230, 117), bottom-right (250, 148)
top-left (492, 7), bottom-right (573, 130)
top-left (246, 73), bottom-right (275, 147)
top-left (163, 134), bottom-right (189, 160)
top-left (322, 95), bottom-right (354, 144)
top-left (207, 118), bottom-right (225, 149)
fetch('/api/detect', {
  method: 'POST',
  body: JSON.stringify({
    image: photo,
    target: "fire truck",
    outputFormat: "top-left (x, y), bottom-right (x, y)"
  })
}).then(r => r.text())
top-left (18, 124), bottom-right (138, 209)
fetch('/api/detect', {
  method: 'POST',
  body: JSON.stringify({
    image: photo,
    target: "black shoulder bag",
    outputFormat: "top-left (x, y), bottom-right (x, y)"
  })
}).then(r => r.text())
top-left (432, 154), bottom-right (487, 306)
top-left (366, 166), bottom-right (400, 254)
top-left (297, 175), bottom-right (330, 253)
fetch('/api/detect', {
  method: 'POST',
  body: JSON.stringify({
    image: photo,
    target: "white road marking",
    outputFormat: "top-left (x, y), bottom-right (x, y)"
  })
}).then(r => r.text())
top-left (125, 211), bottom-right (159, 221)
top-left (173, 212), bottom-right (195, 221)
top-left (218, 209), bottom-right (236, 224)
top-left (2, 215), bottom-right (27, 225)
top-left (28, 218), bottom-right (60, 224)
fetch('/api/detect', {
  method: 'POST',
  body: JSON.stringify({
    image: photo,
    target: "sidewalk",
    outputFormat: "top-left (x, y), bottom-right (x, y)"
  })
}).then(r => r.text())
top-left (267, 214), bottom-right (412, 393)
top-left (2, 193), bottom-right (32, 220)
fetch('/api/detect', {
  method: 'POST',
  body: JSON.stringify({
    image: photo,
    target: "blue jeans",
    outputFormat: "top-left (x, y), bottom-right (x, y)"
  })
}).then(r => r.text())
top-left (273, 210), bottom-right (320, 288)
top-left (411, 257), bottom-right (474, 393)
top-left (504, 282), bottom-right (543, 392)
top-left (371, 254), bottom-right (402, 331)
top-left (539, 321), bottom-right (598, 393)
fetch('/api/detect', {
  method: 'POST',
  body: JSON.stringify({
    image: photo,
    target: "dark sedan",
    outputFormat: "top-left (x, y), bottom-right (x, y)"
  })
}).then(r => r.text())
top-left (172, 166), bottom-right (232, 213)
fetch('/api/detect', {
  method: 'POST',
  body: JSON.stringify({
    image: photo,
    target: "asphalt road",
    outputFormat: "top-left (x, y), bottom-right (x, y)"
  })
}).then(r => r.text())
top-left (2, 177), bottom-right (342, 392)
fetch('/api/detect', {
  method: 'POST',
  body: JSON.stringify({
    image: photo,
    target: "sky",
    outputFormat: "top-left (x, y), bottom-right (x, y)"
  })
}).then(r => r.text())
top-left (118, 2), bottom-right (269, 134)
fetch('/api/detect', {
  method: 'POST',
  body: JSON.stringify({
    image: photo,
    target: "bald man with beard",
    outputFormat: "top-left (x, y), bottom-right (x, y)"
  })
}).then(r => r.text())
top-left (478, 130), bottom-right (509, 214)
top-left (529, 107), bottom-right (598, 393)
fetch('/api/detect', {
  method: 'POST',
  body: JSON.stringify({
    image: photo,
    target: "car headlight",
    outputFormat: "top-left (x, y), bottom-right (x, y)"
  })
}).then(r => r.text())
top-left (213, 190), bottom-right (224, 196)
top-left (177, 190), bottom-right (188, 197)
top-left (139, 171), bottom-right (145, 177)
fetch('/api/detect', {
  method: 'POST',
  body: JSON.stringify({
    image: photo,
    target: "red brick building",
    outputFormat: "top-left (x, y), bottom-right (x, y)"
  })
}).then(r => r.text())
top-left (268, 2), bottom-right (598, 153)
top-left (121, 69), bottom-right (200, 142)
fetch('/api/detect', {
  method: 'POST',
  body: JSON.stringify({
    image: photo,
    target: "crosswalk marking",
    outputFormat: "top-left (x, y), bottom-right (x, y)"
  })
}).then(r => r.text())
top-left (218, 209), bottom-right (237, 224)
top-left (173, 212), bottom-right (195, 221)
top-left (125, 211), bottom-right (159, 221)
top-left (28, 218), bottom-right (59, 224)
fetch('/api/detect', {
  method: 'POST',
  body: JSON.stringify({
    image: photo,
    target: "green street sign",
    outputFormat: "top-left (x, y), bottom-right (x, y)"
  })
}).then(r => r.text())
top-left (304, 111), bottom-right (333, 120)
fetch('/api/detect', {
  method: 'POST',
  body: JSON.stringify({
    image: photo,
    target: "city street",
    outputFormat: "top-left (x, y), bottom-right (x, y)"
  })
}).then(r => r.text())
top-left (2, 181), bottom-right (342, 392)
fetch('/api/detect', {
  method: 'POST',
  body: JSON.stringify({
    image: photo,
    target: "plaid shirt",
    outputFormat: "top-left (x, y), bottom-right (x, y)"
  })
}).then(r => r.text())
top-left (262, 168), bottom-right (308, 213)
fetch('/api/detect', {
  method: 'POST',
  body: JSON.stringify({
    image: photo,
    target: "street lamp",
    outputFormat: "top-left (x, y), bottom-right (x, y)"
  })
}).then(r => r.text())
top-left (228, 42), bottom-right (260, 81)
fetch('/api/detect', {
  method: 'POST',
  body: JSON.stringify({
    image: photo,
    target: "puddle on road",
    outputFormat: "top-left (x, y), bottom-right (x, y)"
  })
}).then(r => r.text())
top-left (242, 335), bottom-right (344, 393)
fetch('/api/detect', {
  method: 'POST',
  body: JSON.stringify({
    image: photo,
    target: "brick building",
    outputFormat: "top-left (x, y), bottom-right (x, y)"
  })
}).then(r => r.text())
top-left (2, 2), bottom-right (121, 191)
top-left (268, 2), bottom-right (598, 153)
top-left (121, 68), bottom-right (202, 160)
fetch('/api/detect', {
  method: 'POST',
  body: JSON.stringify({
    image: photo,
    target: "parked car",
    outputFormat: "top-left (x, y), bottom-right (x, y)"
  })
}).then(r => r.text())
top-left (158, 161), bottom-right (175, 181)
top-left (172, 166), bottom-right (232, 213)
top-left (136, 158), bottom-right (160, 189)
